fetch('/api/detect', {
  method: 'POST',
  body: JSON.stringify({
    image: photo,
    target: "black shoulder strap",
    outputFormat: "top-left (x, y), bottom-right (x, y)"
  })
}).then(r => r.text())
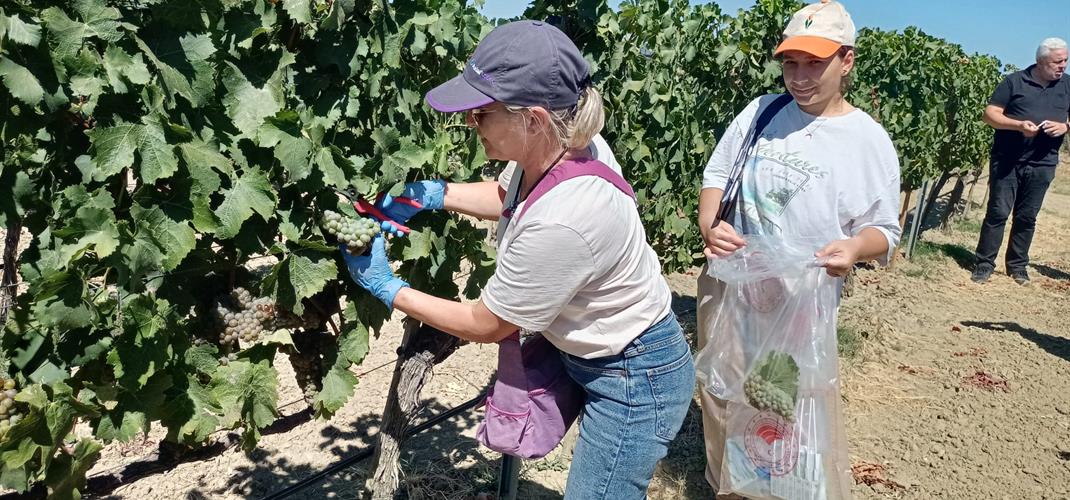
top-left (713, 94), bottom-right (794, 227)
top-left (751, 94), bottom-right (794, 147)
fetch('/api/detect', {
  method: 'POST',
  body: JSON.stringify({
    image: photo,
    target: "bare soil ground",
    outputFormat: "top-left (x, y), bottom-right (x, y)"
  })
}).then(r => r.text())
top-left (11, 160), bottom-right (1067, 499)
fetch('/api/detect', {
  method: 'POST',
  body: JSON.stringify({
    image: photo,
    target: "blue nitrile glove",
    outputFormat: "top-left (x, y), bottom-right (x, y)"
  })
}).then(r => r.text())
top-left (375, 179), bottom-right (447, 236)
top-left (340, 236), bottom-right (409, 310)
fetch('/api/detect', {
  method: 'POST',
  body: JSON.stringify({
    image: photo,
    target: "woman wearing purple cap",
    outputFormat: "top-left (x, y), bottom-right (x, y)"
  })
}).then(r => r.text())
top-left (343, 20), bottom-right (695, 498)
top-left (695, 1), bottom-right (902, 495)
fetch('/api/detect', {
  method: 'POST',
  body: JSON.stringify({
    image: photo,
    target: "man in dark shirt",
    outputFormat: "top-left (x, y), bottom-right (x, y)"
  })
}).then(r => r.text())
top-left (972, 38), bottom-right (1069, 285)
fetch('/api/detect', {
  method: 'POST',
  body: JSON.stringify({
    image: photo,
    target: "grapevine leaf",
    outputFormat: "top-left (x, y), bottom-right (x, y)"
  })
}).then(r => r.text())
top-left (184, 344), bottom-right (220, 376)
top-left (162, 377), bottom-right (221, 445)
top-left (337, 317), bottom-right (370, 367)
top-left (40, 7), bottom-right (88, 60)
top-left (312, 366), bottom-right (357, 416)
top-left (755, 350), bottom-right (799, 401)
top-left (131, 204), bottom-right (195, 271)
top-left (215, 168), bottom-right (277, 239)
top-left (137, 115), bottom-right (179, 184)
top-left (282, 0), bottom-right (312, 24)
top-left (315, 147), bottom-right (349, 188)
top-left (96, 373), bottom-right (170, 442)
top-left (106, 296), bottom-right (173, 390)
top-left (261, 251), bottom-right (336, 315)
top-left (0, 57), bottom-right (44, 106)
top-left (211, 360), bottom-right (278, 448)
top-left (55, 199), bottom-right (121, 264)
top-left (27, 362), bottom-right (70, 385)
top-left (2, 13), bottom-right (41, 46)
top-left (95, 408), bottom-right (146, 442)
top-left (179, 140), bottom-right (232, 177)
top-left (86, 123), bottom-right (140, 180)
top-left (263, 330), bottom-right (295, 347)
top-left (258, 111), bottom-right (313, 181)
top-left (1, 437), bottom-right (39, 470)
top-left (401, 228), bottom-right (433, 260)
top-left (31, 272), bottom-right (93, 330)
top-left (135, 32), bottom-right (216, 107)
top-left (43, 438), bottom-right (102, 500)
top-left (103, 45), bottom-right (150, 93)
top-left (221, 60), bottom-right (285, 138)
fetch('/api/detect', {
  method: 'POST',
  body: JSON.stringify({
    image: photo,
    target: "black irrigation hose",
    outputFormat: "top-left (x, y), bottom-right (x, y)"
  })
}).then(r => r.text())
top-left (260, 391), bottom-right (487, 500)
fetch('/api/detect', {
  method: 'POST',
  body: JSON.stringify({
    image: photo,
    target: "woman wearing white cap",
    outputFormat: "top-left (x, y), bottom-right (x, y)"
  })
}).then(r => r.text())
top-left (344, 20), bottom-right (695, 498)
top-left (695, 0), bottom-right (902, 494)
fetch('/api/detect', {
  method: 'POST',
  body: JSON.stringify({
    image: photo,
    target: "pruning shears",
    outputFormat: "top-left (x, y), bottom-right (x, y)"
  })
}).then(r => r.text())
top-left (332, 187), bottom-right (420, 236)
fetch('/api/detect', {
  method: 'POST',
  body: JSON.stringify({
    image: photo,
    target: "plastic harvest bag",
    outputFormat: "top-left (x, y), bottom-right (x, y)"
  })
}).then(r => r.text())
top-left (695, 236), bottom-right (852, 500)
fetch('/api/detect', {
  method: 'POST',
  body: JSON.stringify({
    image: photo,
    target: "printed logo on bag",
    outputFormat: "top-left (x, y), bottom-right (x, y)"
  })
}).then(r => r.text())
top-left (744, 411), bottom-right (800, 476)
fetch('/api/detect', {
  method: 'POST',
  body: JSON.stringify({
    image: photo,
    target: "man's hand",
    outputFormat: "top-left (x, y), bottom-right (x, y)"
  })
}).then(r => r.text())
top-left (1039, 120), bottom-right (1069, 138)
top-left (1019, 120), bottom-right (1040, 137)
top-left (341, 236), bottom-right (409, 309)
top-left (815, 238), bottom-right (862, 278)
top-left (375, 180), bottom-right (447, 236)
top-left (702, 220), bottom-right (747, 259)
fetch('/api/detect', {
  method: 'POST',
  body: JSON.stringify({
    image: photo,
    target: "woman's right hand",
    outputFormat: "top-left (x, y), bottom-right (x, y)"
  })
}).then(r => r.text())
top-left (374, 179), bottom-right (447, 235)
top-left (701, 220), bottom-right (747, 259)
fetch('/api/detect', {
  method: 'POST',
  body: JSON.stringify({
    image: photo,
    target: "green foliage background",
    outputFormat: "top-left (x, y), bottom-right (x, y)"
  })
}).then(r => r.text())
top-left (0, 0), bottom-right (1004, 496)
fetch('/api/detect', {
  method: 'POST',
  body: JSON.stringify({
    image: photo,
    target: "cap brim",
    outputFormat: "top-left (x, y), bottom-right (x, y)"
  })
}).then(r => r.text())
top-left (774, 36), bottom-right (842, 58)
top-left (425, 74), bottom-right (495, 113)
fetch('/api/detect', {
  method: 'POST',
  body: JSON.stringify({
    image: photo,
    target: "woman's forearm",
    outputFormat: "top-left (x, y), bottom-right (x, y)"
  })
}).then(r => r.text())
top-left (443, 181), bottom-right (507, 220)
top-left (851, 227), bottom-right (891, 263)
top-left (391, 287), bottom-right (516, 344)
top-left (698, 188), bottom-right (725, 230)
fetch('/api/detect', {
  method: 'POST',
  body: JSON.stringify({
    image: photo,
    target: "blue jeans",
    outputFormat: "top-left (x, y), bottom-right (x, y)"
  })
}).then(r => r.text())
top-left (561, 313), bottom-right (695, 499)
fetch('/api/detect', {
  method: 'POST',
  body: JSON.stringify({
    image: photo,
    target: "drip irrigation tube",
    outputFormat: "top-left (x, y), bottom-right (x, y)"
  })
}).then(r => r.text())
top-left (260, 390), bottom-right (486, 500)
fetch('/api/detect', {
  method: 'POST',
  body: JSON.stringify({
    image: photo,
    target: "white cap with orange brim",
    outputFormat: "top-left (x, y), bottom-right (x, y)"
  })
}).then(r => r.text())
top-left (774, 0), bottom-right (857, 59)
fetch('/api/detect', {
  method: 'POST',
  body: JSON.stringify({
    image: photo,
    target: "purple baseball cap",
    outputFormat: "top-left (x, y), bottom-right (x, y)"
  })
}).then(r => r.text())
top-left (425, 20), bottom-right (591, 113)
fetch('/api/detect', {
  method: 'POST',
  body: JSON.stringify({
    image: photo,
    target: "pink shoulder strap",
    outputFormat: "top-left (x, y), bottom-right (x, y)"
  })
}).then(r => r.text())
top-left (516, 159), bottom-right (636, 221)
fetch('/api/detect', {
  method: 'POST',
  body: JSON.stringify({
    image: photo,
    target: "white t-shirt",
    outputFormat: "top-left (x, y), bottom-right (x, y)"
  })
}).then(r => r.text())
top-left (483, 136), bottom-right (672, 359)
top-left (702, 95), bottom-right (902, 264)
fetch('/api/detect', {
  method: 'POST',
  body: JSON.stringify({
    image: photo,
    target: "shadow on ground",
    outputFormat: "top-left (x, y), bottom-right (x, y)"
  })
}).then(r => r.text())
top-left (109, 397), bottom-right (561, 500)
top-left (1031, 263), bottom-right (1070, 281)
top-left (961, 321), bottom-right (1070, 364)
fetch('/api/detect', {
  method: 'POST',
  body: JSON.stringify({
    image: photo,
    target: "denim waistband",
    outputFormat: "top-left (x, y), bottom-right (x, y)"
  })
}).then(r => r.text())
top-left (621, 312), bottom-right (683, 358)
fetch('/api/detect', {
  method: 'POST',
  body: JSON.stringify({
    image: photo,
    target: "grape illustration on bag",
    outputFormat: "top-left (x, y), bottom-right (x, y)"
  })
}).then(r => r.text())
top-left (743, 351), bottom-right (799, 420)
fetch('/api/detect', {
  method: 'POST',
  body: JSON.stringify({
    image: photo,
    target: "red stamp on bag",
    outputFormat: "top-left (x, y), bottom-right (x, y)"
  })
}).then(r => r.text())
top-left (744, 411), bottom-right (799, 476)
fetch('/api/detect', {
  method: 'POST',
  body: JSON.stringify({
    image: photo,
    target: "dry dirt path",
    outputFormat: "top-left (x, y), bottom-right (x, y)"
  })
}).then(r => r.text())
top-left (73, 164), bottom-right (1070, 499)
top-left (833, 164), bottom-right (1070, 500)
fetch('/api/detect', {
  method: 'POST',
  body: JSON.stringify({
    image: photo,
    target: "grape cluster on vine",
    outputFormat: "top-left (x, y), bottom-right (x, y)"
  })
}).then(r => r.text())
top-left (743, 373), bottom-right (796, 421)
top-left (288, 353), bottom-right (321, 402)
top-left (0, 378), bottom-right (24, 437)
top-left (321, 210), bottom-right (380, 255)
top-left (214, 288), bottom-right (320, 347)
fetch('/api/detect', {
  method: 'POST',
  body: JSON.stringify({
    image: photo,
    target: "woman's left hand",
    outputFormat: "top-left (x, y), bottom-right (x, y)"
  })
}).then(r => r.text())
top-left (815, 238), bottom-right (861, 277)
top-left (341, 235), bottom-right (409, 309)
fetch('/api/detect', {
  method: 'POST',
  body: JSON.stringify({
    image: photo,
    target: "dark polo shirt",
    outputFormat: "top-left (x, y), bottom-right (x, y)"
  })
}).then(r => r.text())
top-left (989, 65), bottom-right (1070, 167)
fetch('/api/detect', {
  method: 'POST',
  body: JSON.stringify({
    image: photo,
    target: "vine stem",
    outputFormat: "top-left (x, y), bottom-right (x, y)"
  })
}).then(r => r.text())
top-left (0, 221), bottom-right (21, 326)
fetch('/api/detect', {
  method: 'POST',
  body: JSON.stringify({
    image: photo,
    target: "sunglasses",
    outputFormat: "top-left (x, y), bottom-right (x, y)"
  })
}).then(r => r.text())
top-left (467, 107), bottom-right (499, 126)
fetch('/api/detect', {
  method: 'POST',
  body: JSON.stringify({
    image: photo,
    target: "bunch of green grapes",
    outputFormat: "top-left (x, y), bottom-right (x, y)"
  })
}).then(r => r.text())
top-left (215, 288), bottom-right (271, 345)
top-left (215, 288), bottom-right (323, 347)
top-left (743, 373), bottom-right (796, 420)
top-left (0, 378), bottom-right (24, 437)
top-left (321, 210), bottom-right (380, 255)
top-left (288, 352), bottom-right (321, 403)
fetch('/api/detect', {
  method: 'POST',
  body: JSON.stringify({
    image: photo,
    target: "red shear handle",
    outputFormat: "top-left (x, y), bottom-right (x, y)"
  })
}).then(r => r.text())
top-left (353, 199), bottom-right (412, 235)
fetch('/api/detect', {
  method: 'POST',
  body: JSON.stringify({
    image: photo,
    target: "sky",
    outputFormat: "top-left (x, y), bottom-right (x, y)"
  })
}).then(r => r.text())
top-left (478, 0), bottom-right (1070, 69)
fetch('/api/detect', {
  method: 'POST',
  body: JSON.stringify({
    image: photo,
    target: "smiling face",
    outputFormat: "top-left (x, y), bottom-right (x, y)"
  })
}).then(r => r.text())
top-left (1037, 48), bottom-right (1068, 82)
top-left (780, 48), bottom-right (854, 114)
